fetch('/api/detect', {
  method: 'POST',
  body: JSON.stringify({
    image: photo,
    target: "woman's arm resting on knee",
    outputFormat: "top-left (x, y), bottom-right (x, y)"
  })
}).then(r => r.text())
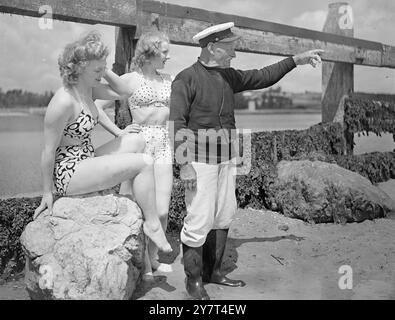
top-left (34, 92), bottom-right (73, 219)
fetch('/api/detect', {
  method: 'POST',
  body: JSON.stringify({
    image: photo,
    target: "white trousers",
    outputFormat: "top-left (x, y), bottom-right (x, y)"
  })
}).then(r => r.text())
top-left (181, 159), bottom-right (237, 247)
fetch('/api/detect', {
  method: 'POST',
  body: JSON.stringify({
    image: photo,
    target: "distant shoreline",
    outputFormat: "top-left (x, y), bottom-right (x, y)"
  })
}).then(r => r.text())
top-left (235, 108), bottom-right (321, 115)
top-left (0, 107), bottom-right (321, 116)
top-left (0, 192), bottom-right (41, 200)
top-left (0, 107), bottom-right (46, 116)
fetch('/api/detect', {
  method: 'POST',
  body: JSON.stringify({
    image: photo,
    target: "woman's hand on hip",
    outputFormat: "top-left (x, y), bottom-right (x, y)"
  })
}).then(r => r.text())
top-left (119, 124), bottom-right (142, 135)
top-left (116, 123), bottom-right (142, 136)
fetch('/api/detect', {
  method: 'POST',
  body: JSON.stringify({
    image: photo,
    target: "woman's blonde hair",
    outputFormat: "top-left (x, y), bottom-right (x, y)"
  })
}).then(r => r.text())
top-left (58, 31), bottom-right (109, 87)
top-left (131, 31), bottom-right (169, 71)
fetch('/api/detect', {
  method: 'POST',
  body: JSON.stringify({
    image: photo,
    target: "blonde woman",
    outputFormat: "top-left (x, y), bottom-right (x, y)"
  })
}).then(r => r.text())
top-left (96, 31), bottom-right (173, 279)
top-left (34, 31), bottom-right (171, 254)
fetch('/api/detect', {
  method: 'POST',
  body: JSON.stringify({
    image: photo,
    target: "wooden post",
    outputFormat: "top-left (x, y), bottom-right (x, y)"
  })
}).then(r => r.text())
top-left (112, 0), bottom-right (162, 128)
top-left (322, 2), bottom-right (354, 124)
top-left (113, 26), bottom-right (136, 128)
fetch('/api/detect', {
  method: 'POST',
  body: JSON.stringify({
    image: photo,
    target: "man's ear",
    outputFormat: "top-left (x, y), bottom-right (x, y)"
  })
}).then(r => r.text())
top-left (206, 42), bottom-right (216, 55)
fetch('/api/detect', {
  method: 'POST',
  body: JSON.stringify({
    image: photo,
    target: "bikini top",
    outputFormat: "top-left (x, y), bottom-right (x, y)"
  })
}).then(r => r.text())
top-left (62, 88), bottom-right (98, 142)
top-left (127, 72), bottom-right (172, 110)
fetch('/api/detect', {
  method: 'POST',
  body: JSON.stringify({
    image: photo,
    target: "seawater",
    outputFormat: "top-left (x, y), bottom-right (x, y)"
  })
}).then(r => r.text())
top-left (0, 112), bottom-right (393, 198)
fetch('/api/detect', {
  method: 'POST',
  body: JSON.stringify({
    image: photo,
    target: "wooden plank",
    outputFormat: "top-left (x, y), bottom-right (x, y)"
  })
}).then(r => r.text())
top-left (2, 0), bottom-right (394, 68)
top-left (136, 12), bottom-right (390, 67)
top-left (0, 0), bottom-right (137, 26)
top-left (382, 45), bottom-right (395, 68)
top-left (141, 1), bottom-right (382, 51)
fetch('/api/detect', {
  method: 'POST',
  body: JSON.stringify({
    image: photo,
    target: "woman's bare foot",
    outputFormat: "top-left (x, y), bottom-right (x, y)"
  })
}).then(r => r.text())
top-left (142, 248), bottom-right (155, 281)
top-left (142, 272), bottom-right (155, 282)
top-left (148, 243), bottom-right (173, 272)
top-left (143, 222), bottom-right (172, 253)
top-left (151, 260), bottom-right (173, 273)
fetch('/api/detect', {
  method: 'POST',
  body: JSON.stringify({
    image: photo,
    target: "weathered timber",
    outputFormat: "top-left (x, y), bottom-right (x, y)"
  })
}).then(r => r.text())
top-left (138, 0), bottom-right (395, 68)
top-left (141, 0), bottom-right (379, 49)
top-left (322, 3), bottom-right (354, 130)
top-left (113, 0), bottom-right (156, 128)
top-left (113, 26), bottom-right (137, 128)
top-left (138, 14), bottom-right (384, 66)
top-left (0, 0), bottom-right (137, 26)
top-left (1, 0), bottom-right (395, 68)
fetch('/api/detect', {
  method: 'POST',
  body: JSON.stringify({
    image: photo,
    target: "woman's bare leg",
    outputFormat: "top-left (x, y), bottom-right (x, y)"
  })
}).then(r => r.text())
top-left (96, 132), bottom-right (167, 247)
top-left (147, 163), bottom-right (174, 272)
top-left (95, 132), bottom-right (145, 156)
top-left (119, 180), bottom-right (133, 199)
top-left (142, 239), bottom-right (155, 281)
top-left (95, 133), bottom-right (144, 199)
top-left (66, 153), bottom-right (171, 253)
top-left (96, 133), bottom-right (173, 263)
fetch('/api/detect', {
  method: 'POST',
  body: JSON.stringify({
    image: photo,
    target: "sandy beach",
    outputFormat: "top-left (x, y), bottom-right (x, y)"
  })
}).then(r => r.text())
top-left (1, 179), bottom-right (394, 300)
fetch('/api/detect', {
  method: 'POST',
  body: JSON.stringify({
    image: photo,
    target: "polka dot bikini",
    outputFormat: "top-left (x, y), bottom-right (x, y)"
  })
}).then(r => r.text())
top-left (127, 72), bottom-right (173, 164)
top-left (128, 72), bottom-right (172, 110)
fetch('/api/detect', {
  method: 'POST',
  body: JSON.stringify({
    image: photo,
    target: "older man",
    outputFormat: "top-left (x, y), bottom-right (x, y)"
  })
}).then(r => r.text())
top-left (169, 22), bottom-right (323, 300)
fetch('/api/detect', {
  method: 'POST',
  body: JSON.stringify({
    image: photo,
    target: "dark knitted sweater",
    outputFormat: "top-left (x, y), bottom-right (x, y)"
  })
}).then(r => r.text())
top-left (169, 57), bottom-right (297, 164)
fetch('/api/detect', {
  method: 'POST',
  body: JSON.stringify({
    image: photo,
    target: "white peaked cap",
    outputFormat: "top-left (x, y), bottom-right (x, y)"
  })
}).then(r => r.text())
top-left (192, 22), bottom-right (240, 47)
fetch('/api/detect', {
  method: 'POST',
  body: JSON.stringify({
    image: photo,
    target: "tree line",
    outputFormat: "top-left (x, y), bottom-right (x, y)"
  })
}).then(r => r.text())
top-left (0, 88), bottom-right (54, 108)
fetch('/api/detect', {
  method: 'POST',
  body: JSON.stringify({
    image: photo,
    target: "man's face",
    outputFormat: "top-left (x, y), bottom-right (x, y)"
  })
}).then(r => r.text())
top-left (210, 41), bottom-right (237, 68)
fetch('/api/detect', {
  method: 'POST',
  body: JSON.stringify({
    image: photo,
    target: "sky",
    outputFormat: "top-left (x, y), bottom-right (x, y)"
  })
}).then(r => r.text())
top-left (0, 0), bottom-right (394, 94)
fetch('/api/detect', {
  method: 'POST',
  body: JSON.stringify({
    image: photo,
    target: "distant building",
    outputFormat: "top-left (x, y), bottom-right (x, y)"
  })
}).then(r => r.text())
top-left (237, 88), bottom-right (321, 111)
top-left (239, 87), bottom-right (292, 111)
top-left (289, 91), bottom-right (321, 109)
top-left (259, 87), bottom-right (292, 109)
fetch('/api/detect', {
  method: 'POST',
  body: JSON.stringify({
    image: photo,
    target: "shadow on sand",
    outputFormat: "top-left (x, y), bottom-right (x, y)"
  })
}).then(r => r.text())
top-left (131, 232), bottom-right (181, 299)
top-left (223, 234), bottom-right (306, 274)
top-left (132, 232), bottom-right (305, 299)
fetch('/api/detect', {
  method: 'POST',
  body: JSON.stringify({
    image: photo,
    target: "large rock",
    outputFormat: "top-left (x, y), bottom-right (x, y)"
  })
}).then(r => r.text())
top-left (270, 160), bottom-right (395, 223)
top-left (20, 193), bottom-right (145, 300)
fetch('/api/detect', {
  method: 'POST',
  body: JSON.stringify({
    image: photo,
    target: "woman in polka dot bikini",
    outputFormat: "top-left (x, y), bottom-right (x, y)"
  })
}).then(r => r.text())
top-left (96, 31), bottom-right (174, 279)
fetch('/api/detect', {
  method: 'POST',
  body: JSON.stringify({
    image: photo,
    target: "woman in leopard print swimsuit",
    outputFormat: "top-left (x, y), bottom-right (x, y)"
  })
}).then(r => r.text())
top-left (96, 31), bottom-right (174, 279)
top-left (34, 31), bottom-right (172, 254)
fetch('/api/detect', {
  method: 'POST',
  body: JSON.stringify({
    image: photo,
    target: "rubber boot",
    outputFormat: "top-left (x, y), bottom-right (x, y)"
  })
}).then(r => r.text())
top-left (182, 244), bottom-right (210, 300)
top-left (202, 229), bottom-right (246, 287)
